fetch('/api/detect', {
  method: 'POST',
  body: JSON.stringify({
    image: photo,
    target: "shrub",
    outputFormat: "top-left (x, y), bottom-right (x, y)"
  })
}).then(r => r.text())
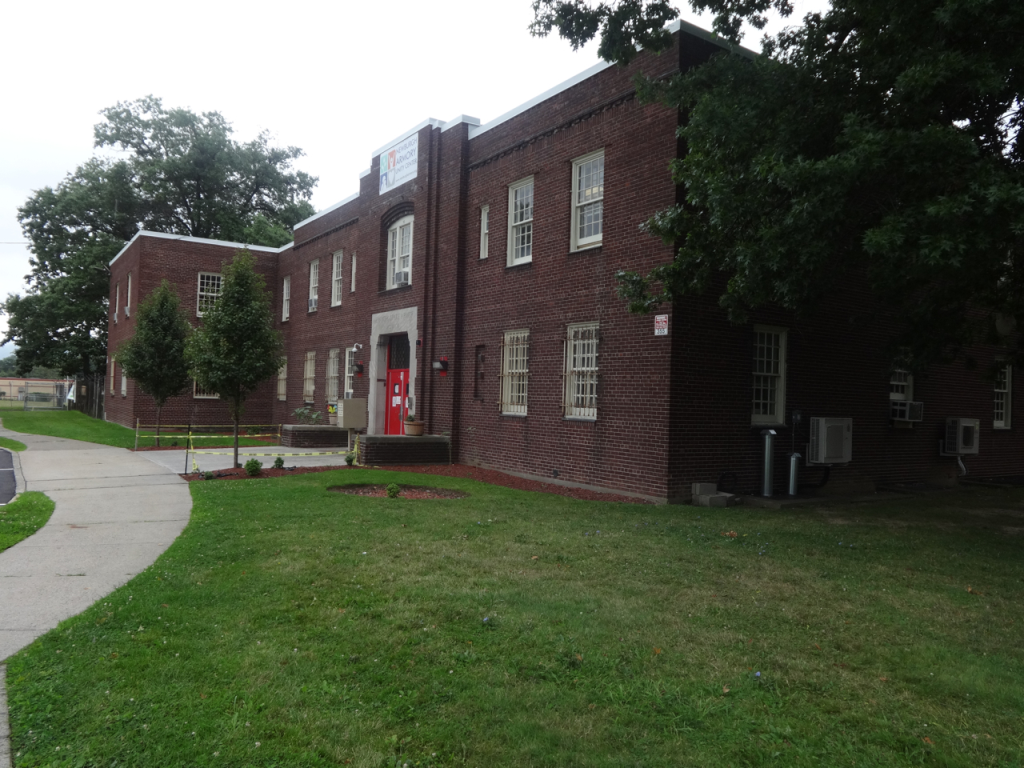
top-left (203, 471), bottom-right (214, 481)
top-left (244, 458), bottom-right (262, 477)
top-left (292, 406), bottom-right (321, 425)
top-left (345, 452), bottom-right (356, 466)
top-left (273, 456), bottom-right (285, 470)
top-left (385, 483), bottom-right (401, 499)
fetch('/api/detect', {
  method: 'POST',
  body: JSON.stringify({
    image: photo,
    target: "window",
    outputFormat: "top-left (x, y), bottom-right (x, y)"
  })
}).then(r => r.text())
top-left (571, 151), bottom-right (604, 250)
top-left (282, 276), bottom-right (291, 321)
top-left (121, 372), bottom-right (127, 397)
top-left (114, 283), bottom-right (119, 323)
top-left (331, 251), bottom-right (344, 306)
top-left (277, 361), bottom-right (287, 401)
top-left (474, 344), bottom-right (486, 399)
top-left (110, 360), bottom-right (115, 394)
top-left (197, 273), bottom-right (222, 316)
top-left (308, 260), bottom-right (319, 312)
top-left (889, 369), bottom-right (913, 401)
top-left (507, 178), bottom-right (534, 266)
top-left (345, 347), bottom-right (356, 397)
top-left (480, 205), bottom-right (489, 259)
top-left (303, 351), bottom-right (316, 403)
top-left (563, 322), bottom-right (599, 419)
top-left (327, 348), bottom-right (340, 402)
top-left (500, 330), bottom-right (529, 415)
top-left (193, 380), bottom-right (218, 399)
top-left (125, 272), bottom-right (132, 317)
top-left (387, 216), bottom-right (413, 289)
top-left (350, 253), bottom-right (357, 293)
top-left (752, 326), bottom-right (787, 424)
top-left (995, 364), bottom-right (1012, 429)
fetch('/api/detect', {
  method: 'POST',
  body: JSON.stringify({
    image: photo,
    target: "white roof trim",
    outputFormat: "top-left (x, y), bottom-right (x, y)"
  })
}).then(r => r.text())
top-left (370, 117), bottom-right (445, 159)
top-left (441, 114), bottom-right (481, 133)
top-left (109, 230), bottom-right (291, 266)
top-left (358, 167), bottom-right (371, 179)
top-left (469, 19), bottom-right (754, 140)
top-left (292, 191), bottom-right (360, 230)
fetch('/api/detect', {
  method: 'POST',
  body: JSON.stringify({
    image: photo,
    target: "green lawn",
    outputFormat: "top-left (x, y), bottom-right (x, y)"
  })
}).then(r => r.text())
top-left (0, 492), bottom-right (55, 553)
top-left (0, 411), bottom-right (276, 450)
top-left (5, 473), bottom-right (1024, 767)
top-left (0, 436), bottom-right (27, 452)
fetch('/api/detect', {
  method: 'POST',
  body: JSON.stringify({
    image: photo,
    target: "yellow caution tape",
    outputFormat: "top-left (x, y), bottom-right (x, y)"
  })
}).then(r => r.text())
top-left (189, 450), bottom-right (351, 457)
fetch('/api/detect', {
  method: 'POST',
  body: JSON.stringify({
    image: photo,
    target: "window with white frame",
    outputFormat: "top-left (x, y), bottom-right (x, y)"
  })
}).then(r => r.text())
top-left (303, 351), bottom-right (316, 403)
top-left (571, 150), bottom-right (604, 250)
top-left (110, 360), bottom-right (115, 394)
top-left (277, 361), bottom-right (287, 401)
top-left (994, 364), bottom-right (1012, 428)
top-left (345, 347), bottom-right (356, 396)
top-left (889, 369), bottom-right (913, 401)
top-left (507, 178), bottom-right (534, 266)
top-left (121, 372), bottom-right (127, 397)
top-left (197, 272), bottom-right (222, 316)
top-left (350, 253), bottom-right (357, 292)
top-left (282, 275), bottom-right (291, 321)
top-left (480, 205), bottom-right (489, 259)
top-left (125, 272), bottom-right (132, 317)
top-left (193, 380), bottom-right (218, 399)
top-left (308, 260), bottom-right (319, 312)
top-left (752, 326), bottom-right (787, 424)
top-left (563, 322), bottom-right (600, 419)
top-left (387, 216), bottom-right (413, 289)
top-left (500, 330), bottom-right (529, 415)
top-left (327, 348), bottom-right (340, 402)
top-left (331, 251), bottom-right (344, 306)
top-left (114, 283), bottom-right (119, 323)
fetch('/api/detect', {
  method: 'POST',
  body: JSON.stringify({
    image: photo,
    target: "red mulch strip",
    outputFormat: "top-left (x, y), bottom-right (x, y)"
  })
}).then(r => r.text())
top-left (180, 463), bottom-right (650, 504)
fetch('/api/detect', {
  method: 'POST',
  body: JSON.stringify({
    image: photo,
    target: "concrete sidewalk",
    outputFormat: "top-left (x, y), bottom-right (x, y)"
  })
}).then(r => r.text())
top-left (0, 426), bottom-right (191, 768)
top-left (141, 444), bottom-right (351, 474)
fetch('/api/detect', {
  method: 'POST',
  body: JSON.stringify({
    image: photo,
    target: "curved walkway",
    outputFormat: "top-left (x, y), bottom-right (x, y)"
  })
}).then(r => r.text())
top-left (0, 425), bottom-right (191, 767)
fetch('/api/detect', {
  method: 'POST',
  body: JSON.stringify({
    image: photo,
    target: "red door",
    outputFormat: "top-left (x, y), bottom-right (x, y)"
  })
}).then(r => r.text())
top-left (385, 335), bottom-right (410, 435)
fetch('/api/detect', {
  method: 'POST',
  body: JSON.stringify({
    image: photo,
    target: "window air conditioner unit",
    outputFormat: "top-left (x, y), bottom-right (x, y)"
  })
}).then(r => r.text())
top-left (394, 270), bottom-right (410, 287)
top-left (891, 400), bottom-right (924, 422)
top-left (308, 297), bottom-right (318, 312)
top-left (808, 417), bottom-right (853, 464)
top-left (944, 418), bottom-right (980, 455)
top-left (343, 391), bottom-right (353, 399)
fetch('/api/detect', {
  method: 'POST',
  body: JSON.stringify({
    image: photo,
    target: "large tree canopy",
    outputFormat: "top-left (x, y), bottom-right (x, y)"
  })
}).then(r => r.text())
top-left (4, 97), bottom-right (317, 377)
top-left (532, 0), bottom-right (1024, 368)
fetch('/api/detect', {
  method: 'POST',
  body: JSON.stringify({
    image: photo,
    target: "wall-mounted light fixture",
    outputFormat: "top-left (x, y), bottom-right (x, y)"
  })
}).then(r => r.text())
top-left (432, 356), bottom-right (449, 376)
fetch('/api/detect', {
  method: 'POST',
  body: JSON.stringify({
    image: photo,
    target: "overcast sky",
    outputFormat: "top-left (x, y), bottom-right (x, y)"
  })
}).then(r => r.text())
top-left (0, 0), bottom-right (827, 357)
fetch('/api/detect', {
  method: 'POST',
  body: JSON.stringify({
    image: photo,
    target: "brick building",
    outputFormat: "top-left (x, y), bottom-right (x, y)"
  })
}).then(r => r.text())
top-left (106, 21), bottom-right (1021, 502)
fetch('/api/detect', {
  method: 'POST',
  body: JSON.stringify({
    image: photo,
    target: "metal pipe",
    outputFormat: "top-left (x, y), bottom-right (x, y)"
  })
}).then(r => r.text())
top-left (761, 429), bottom-right (777, 497)
top-left (788, 452), bottom-right (801, 497)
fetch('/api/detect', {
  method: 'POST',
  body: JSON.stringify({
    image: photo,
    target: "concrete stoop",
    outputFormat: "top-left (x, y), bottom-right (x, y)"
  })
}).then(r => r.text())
top-left (691, 482), bottom-right (742, 508)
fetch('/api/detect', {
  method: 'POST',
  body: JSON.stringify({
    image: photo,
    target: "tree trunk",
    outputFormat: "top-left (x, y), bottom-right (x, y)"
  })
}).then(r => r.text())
top-left (155, 404), bottom-right (161, 448)
top-left (233, 406), bottom-right (240, 469)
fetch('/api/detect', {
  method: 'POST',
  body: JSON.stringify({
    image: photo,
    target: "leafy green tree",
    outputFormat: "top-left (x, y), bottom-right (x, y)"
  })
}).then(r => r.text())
top-left (0, 355), bottom-right (61, 380)
top-left (114, 281), bottom-right (192, 446)
top-left (4, 96), bottom-right (316, 377)
top-left (531, 0), bottom-right (1024, 368)
top-left (186, 251), bottom-right (283, 468)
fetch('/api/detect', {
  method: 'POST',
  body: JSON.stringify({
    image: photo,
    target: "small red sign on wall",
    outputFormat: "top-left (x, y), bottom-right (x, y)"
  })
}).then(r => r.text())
top-left (654, 315), bottom-right (669, 336)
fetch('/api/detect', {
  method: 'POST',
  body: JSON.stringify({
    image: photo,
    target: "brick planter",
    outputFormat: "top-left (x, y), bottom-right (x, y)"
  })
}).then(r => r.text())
top-left (362, 435), bottom-right (450, 465)
top-left (281, 424), bottom-right (350, 448)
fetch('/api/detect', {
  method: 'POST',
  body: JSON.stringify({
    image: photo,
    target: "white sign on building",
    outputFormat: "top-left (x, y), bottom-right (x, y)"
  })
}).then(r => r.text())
top-left (379, 134), bottom-right (418, 194)
top-left (654, 314), bottom-right (669, 336)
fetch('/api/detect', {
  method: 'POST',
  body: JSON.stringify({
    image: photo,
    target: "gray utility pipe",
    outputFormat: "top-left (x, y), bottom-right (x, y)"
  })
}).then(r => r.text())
top-left (788, 452), bottom-right (801, 497)
top-left (761, 429), bottom-right (777, 497)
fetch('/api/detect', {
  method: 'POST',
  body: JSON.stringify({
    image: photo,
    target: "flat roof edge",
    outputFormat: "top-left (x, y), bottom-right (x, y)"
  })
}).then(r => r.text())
top-left (109, 231), bottom-right (289, 266)
top-left (292, 191), bottom-right (360, 231)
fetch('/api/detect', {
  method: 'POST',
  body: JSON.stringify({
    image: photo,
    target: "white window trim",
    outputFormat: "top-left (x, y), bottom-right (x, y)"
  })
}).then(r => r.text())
top-left (889, 369), bottom-right (914, 402)
top-left (751, 325), bottom-right (787, 426)
top-left (563, 322), bottom-right (600, 420)
top-left (995, 363), bottom-right (1012, 429)
top-left (570, 149), bottom-right (604, 251)
top-left (196, 272), bottom-right (222, 317)
top-left (308, 260), bottom-right (319, 312)
top-left (277, 361), bottom-right (288, 401)
top-left (121, 372), bottom-right (127, 397)
top-left (507, 177), bottom-right (534, 267)
top-left (193, 380), bottom-right (219, 399)
top-left (303, 351), bottom-right (316, 403)
top-left (387, 216), bottom-right (414, 290)
top-left (331, 251), bottom-right (344, 307)
top-left (327, 348), bottom-right (340, 402)
top-left (110, 360), bottom-right (116, 394)
top-left (114, 283), bottom-right (119, 323)
top-left (125, 272), bottom-right (132, 317)
top-left (282, 275), bottom-right (291, 321)
top-left (345, 347), bottom-right (356, 397)
top-left (350, 254), bottom-right (357, 293)
top-left (500, 329), bottom-right (530, 416)
top-left (480, 205), bottom-right (489, 259)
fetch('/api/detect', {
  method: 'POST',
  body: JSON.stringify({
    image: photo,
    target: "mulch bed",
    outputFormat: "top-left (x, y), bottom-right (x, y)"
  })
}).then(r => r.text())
top-left (180, 463), bottom-right (650, 504)
top-left (327, 484), bottom-right (469, 499)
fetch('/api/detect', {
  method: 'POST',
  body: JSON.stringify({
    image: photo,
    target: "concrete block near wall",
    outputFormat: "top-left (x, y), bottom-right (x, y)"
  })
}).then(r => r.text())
top-left (692, 482), bottom-right (717, 496)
